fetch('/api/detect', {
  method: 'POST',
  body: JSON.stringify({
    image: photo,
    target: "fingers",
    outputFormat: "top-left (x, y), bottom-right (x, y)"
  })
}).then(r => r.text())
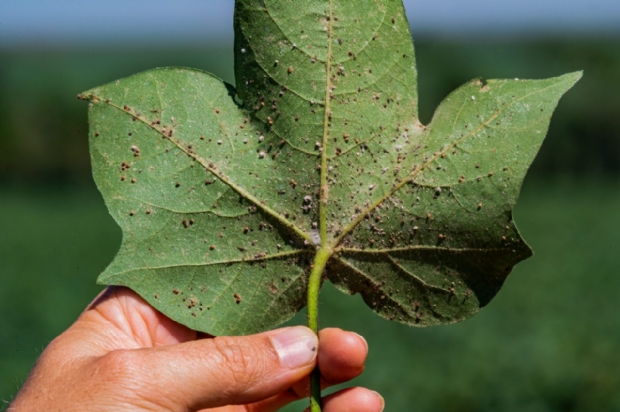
top-left (241, 387), bottom-right (384, 412)
top-left (318, 328), bottom-right (368, 384)
top-left (241, 328), bottom-right (370, 412)
top-left (287, 328), bottom-right (367, 398)
top-left (93, 326), bottom-right (319, 411)
top-left (309, 387), bottom-right (385, 412)
top-left (70, 288), bottom-right (373, 412)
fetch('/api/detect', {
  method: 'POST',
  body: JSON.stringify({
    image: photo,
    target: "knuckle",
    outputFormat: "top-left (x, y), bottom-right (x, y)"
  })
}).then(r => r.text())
top-left (211, 337), bottom-right (263, 386)
top-left (96, 349), bottom-right (145, 387)
top-left (92, 350), bottom-right (176, 410)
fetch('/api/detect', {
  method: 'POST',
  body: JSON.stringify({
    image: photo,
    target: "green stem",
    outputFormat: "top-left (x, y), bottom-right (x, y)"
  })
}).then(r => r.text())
top-left (307, 247), bottom-right (332, 412)
top-left (311, 3), bottom-right (334, 408)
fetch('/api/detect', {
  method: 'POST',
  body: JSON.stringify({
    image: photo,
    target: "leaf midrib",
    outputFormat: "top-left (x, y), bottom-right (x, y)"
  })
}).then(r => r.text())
top-left (88, 96), bottom-right (312, 244)
top-left (331, 78), bottom-right (568, 246)
top-left (108, 250), bottom-right (309, 278)
top-left (319, 0), bottom-right (335, 247)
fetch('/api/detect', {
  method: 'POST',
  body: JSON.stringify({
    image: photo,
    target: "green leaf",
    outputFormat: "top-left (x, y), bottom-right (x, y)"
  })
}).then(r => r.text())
top-left (82, 0), bottom-right (580, 335)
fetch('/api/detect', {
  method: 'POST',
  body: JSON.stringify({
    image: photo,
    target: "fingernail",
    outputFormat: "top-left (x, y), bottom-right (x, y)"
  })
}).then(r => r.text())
top-left (372, 391), bottom-right (385, 412)
top-left (270, 327), bottom-right (318, 369)
top-left (352, 332), bottom-right (368, 352)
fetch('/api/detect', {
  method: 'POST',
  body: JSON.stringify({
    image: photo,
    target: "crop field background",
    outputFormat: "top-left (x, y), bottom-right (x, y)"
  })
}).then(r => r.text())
top-left (2, 39), bottom-right (620, 411)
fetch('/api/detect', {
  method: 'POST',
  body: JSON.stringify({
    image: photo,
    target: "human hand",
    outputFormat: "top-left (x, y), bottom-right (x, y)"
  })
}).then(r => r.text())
top-left (9, 287), bottom-right (383, 412)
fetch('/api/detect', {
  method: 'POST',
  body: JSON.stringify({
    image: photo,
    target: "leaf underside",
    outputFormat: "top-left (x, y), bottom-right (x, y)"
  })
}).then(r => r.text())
top-left (83, 0), bottom-right (580, 336)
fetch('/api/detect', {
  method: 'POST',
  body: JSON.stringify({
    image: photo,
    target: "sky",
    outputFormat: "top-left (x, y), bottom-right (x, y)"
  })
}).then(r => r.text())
top-left (1, 0), bottom-right (619, 49)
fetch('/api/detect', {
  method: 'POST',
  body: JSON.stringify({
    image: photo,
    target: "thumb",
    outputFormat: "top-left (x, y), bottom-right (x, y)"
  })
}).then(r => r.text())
top-left (99, 326), bottom-right (318, 411)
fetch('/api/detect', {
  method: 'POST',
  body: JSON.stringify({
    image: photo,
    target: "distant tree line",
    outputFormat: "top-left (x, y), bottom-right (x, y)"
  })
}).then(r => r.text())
top-left (1, 39), bottom-right (618, 182)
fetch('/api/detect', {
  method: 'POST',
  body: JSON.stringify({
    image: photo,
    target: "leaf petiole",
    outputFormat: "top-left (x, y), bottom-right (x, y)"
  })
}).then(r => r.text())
top-left (307, 247), bottom-right (332, 411)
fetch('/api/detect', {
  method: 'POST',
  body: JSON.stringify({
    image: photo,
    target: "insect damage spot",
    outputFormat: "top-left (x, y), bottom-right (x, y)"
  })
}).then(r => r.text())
top-left (302, 195), bottom-right (313, 213)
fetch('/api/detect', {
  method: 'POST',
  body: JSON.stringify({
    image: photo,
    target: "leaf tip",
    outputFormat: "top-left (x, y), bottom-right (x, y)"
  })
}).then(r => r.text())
top-left (558, 71), bottom-right (584, 88)
top-left (79, 88), bottom-right (97, 101)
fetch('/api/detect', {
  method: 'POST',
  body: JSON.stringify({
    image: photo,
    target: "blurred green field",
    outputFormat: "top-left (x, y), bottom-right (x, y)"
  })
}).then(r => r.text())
top-left (2, 177), bottom-right (620, 411)
top-left (1, 39), bottom-right (620, 182)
